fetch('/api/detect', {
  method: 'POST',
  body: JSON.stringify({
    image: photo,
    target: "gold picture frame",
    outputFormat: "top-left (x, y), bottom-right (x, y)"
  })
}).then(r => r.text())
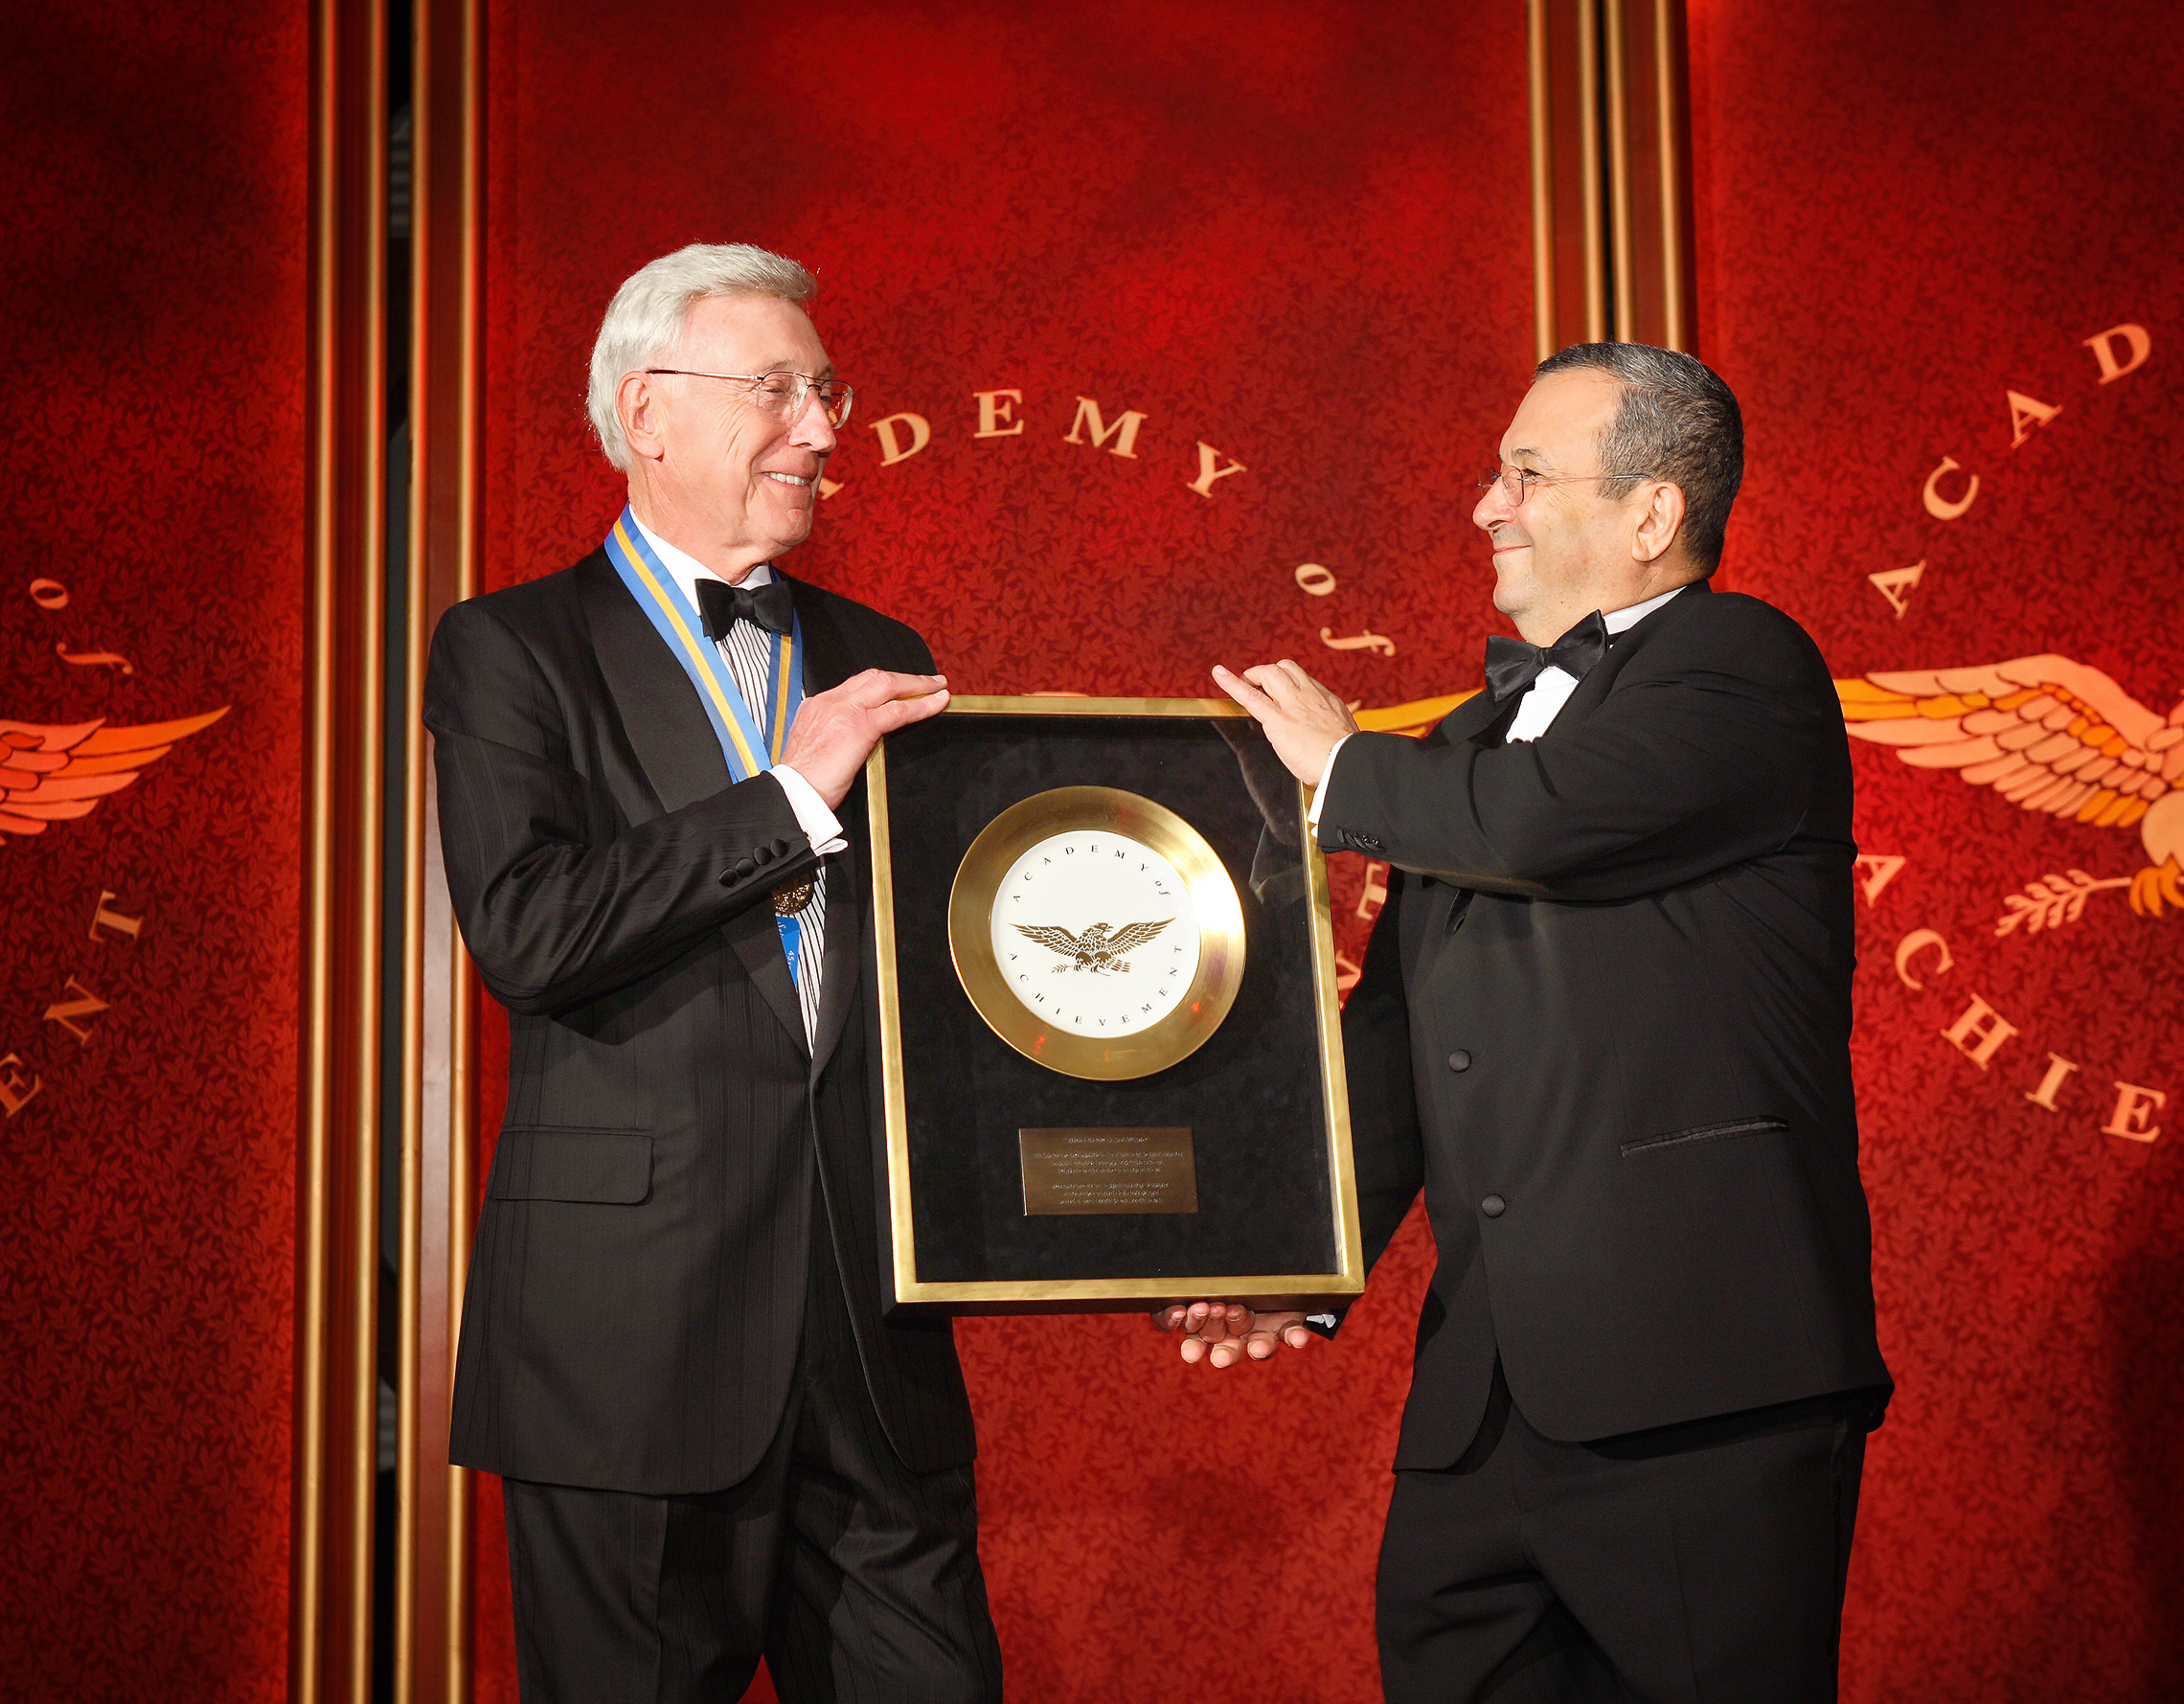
top-left (867, 695), bottom-right (1364, 1312)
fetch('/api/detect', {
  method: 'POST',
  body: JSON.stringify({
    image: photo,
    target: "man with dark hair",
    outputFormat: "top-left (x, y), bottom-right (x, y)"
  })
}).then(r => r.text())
top-left (426, 244), bottom-right (1001, 1703)
top-left (1185, 343), bottom-right (1889, 1700)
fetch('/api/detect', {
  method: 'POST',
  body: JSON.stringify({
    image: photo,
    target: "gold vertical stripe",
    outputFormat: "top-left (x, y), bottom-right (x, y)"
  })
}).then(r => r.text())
top-left (402, 0), bottom-right (485, 1698)
top-left (1654, 0), bottom-right (1692, 352)
top-left (1576, 0), bottom-right (1606, 343)
top-left (1604, 0), bottom-right (1635, 338)
top-left (1526, 0), bottom-right (1556, 364)
top-left (298, 0), bottom-right (386, 1700)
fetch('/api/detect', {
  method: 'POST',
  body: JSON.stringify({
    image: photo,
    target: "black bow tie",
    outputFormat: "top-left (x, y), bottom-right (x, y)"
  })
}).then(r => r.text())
top-left (1482, 610), bottom-right (1611, 703)
top-left (695, 575), bottom-right (793, 641)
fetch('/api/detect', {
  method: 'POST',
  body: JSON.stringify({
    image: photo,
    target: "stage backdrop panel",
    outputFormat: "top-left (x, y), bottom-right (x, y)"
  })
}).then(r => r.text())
top-left (1688, 2), bottom-right (2184, 1694)
top-left (474, 3), bottom-right (1534, 1697)
top-left (0, 3), bottom-right (309, 1701)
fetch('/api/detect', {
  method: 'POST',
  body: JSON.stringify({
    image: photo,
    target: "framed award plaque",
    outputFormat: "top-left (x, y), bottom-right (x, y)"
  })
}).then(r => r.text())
top-left (865, 696), bottom-right (1363, 1314)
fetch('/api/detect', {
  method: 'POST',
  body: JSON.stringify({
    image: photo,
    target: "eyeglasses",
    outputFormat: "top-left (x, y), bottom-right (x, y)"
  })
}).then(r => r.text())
top-left (645, 369), bottom-right (855, 428)
top-left (1477, 463), bottom-right (1645, 505)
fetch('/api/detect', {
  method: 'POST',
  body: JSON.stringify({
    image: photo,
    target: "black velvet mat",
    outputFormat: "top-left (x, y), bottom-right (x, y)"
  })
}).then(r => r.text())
top-left (875, 712), bottom-right (1341, 1294)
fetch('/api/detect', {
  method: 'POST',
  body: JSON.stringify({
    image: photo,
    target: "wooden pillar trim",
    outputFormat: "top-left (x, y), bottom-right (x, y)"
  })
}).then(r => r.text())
top-left (1527, 0), bottom-right (1696, 355)
top-left (296, 1), bottom-right (387, 1701)
top-left (396, 1), bottom-right (484, 1700)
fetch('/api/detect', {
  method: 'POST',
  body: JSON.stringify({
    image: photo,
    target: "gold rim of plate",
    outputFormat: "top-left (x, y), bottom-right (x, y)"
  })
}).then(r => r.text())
top-left (946, 785), bottom-right (1246, 1081)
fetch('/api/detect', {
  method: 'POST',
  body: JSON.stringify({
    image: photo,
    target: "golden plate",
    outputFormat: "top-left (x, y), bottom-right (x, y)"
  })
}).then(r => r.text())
top-left (947, 785), bottom-right (1246, 1081)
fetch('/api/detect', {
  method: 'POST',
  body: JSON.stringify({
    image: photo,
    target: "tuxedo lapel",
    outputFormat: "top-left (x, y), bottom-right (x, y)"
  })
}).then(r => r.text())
top-left (1433, 685), bottom-right (1520, 750)
top-left (726, 899), bottom-right (808, 1059)
top-left (1557, 579), bottom-right (1713, 727)
top-left (580, 553), bottom-right (808, 1048)
top-left (790, 577), bottom-right (870, 1079)
top-left (578, 553), bottom-right (733, 815)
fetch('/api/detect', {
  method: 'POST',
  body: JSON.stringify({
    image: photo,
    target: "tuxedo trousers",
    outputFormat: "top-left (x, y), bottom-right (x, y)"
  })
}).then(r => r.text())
top-left (502, 1201), bottom-right (1002, 1704)
top-left (1377, 1361), bottom-right (1868, 1704)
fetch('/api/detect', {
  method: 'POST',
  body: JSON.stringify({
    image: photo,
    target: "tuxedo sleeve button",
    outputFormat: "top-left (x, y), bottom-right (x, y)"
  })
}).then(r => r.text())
top-left (1447, 1050), bottom-right (1471, 1072)
top-left (1480, 1194), bottom-right (1507, 1218)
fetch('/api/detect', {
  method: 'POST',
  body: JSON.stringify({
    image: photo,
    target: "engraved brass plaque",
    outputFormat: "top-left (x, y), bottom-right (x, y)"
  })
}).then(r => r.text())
top-left (1018, 1127), bottom-right (1199, 1216)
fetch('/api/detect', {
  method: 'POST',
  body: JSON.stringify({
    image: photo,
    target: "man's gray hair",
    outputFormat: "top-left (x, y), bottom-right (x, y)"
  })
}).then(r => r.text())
top-left (586, 243), bottom-right (818, 470)
top-left (1535, 341), bottom-right (1743, 573)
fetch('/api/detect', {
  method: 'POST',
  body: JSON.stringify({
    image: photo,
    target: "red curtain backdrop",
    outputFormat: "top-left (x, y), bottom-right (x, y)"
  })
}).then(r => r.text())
top-left (0, 4), bottom-right (309, 1701)
top-left (474, 4), bottom-right (1533, 1699)
top-left (1688, 0), bottom-right (2184, 1694)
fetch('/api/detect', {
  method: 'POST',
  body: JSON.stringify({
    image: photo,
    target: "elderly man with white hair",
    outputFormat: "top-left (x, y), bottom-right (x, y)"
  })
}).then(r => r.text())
top-left (424, 244), bottom-right (1001, 1703)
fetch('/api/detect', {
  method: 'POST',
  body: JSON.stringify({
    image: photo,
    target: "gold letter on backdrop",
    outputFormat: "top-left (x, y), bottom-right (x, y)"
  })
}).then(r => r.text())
top-left (870, 412), bottom-right (932, 466)
top-left (1319, 626), bottom-right (1397, 658)
top-left (0, 1053), bottom-right (41, 1118)
top-left (1064, 398), bottom-right (1147, 458)
top-left (1869, 562), bottom-right (1924, 619)
top-left (1942, 993), bottom-right (2020, 1070)
top-left (973, 390), bottom-right (1025, 438)
top-left (1922, 457), bottom-right (1980, 521)
top-left (1895, 927), bottom-right (1953, 988)
top-left (1855, 854), bottom-right (1906, 904)
top-left (1293, 563), bottom-right (1338, 597)
top-left (88, 889), bottom-right (144, 944)
top-left (2006, 391), bottom-right (2062, 448)
top-left (2025, 1052), bottom-right (2082, 1111)
top-left (43, 976), bottom-right (111, 1045)
top-left (2103, 1080), bottom-right (2165, 1142)
top-left (1186, 441), bottom-right (1247, 497)
top-left (2083, 323), bottom-right (2152, 384)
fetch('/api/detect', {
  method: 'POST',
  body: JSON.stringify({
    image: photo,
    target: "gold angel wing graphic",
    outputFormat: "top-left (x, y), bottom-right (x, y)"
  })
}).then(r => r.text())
top-left (1837, 655), bottom-right (2184, 916)
top-left (1099, 919), bottom-right (1172, 957)
top-left (0, 708), bottom-right (230, 838)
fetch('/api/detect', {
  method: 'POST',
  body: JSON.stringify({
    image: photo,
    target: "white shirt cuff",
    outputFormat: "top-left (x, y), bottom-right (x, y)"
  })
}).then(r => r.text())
top-left (768, 764), bottom-right (847, 855)
top-left (1305, 735), bottom-right (1353, 829)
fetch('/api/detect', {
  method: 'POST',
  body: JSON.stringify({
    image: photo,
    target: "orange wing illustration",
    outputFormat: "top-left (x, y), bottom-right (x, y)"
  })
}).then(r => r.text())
top-left (0, 708), bottom-right (230, 838)
top-left (1837, 655), bottom-right (2184, 914)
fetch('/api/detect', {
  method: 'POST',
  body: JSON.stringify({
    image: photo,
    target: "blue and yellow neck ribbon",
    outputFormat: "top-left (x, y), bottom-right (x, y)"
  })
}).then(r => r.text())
top-left (603, 506), bottom-right (805, 783)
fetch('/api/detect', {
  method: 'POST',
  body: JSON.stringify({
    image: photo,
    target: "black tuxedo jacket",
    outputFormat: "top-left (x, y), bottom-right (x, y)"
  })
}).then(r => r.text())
top-left (424, 550), bottom-right (974, 1494)
top-left (1320, 582), bottom-right (1890, 1467)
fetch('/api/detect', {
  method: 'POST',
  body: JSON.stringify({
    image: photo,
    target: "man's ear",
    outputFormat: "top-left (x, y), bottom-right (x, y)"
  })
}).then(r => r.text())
top-left (1631, 480), bottom-right (1687, 565)
top-left (617, 372), bottom-right (667, 465)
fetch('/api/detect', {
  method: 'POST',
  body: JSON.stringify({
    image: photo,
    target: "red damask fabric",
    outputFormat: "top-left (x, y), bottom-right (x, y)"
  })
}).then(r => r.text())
top-left (1690, 1), bottom-right (2184, 1693)
top-left (474, 4), bottom-right (1531, 1699)
top-left (0, 4), bottom-right (310, 1700)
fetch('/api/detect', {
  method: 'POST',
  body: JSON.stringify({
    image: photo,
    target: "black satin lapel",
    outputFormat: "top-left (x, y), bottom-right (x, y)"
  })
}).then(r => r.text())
top-left (578, 553), bottom-right (734, 814)
top-left (787, 575), bottom-right (860, 694)
top-left (1435, 686), bottom-right (1520, 750)
top-left (724, 899), bottom-right (808, 1058)
top-left (808, 782), bottom-right (865, 1079)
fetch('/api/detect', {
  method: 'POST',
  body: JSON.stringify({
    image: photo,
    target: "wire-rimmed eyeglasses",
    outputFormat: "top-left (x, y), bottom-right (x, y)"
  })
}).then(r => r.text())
top-left (645, 369), bottom-right (855, 428)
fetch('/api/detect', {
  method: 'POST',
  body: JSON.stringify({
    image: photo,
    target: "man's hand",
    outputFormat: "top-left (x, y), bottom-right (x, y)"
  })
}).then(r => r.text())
top-left (1211, 661), bottom-right (1359, 785)
top-left (1152, 1300), bottom-right (1313, 1369)
top-left (780, 670), bottom-right (948, 808)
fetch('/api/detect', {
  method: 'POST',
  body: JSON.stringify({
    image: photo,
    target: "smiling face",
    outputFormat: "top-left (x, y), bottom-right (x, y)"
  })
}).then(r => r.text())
top-left (1472, 367), bottom-right (1650, 643)
top-left (618, 291), bottom-right (836, 579)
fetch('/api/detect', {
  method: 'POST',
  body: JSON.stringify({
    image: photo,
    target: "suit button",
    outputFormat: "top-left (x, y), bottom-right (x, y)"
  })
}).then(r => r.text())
top-left (1480, 1194), bottom-right (1506, 1217)
top-left (772, 838), bottom-right (790, 856)
top-left (755, 845), bottom-right (774, 865)
top-left (1447, 1050), bottom-right (1471, 1072)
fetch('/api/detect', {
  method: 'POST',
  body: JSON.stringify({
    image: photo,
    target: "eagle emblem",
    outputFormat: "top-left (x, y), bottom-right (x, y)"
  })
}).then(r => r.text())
top-left (1012, 918), bottom-right (1172, 972)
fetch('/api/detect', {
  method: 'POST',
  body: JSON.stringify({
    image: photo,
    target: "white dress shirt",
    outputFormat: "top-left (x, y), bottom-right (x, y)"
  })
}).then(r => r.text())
top-left (632, 513), bottom-right (838, 1040)
top-left (1308, 584), bottom-right (1690, 827)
